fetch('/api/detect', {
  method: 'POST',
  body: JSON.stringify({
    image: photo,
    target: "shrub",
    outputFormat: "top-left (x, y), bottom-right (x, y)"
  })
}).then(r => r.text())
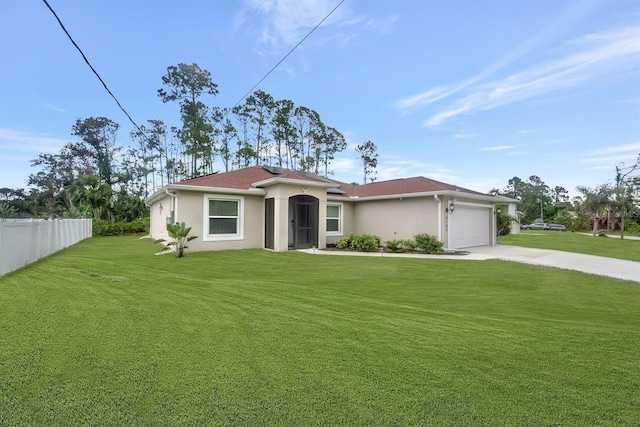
top-left (401, 239), bottom-right (417, 251)
top-left (155, 222), bottom-right (198, 258)
top-left (334, 234), bottom-right (380, 252)
top-left (335, 235), bottom-right (352, 250)
top-left (93, 218), bottom-right (149, 236)
top-left (351, 234), bottom-right (380, 252)
top-left (0, 202), bottom-right (18, 220)
top-left (414, 233), bottom-right (443, 254)
top-left (385, 239), bottom-right (402, 252)
top-left (623, 218), bottom-right (640, 235)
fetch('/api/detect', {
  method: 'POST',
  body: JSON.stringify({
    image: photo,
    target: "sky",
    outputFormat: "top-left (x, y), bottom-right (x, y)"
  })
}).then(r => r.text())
top-left (1, 0), bottom-right (639, 197)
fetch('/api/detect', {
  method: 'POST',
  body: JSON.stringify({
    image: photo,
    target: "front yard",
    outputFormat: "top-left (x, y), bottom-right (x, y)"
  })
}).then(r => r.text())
top-left (1, 236), bottom-right (638, 425)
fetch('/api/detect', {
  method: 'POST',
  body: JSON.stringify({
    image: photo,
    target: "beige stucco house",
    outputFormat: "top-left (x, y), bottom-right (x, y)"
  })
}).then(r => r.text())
top-left (146, 166), bottom-right (518, 252)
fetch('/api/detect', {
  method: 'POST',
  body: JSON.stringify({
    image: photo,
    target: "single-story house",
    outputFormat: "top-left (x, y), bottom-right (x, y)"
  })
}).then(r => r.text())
top-left (146, 166), bottom-right (519, 252)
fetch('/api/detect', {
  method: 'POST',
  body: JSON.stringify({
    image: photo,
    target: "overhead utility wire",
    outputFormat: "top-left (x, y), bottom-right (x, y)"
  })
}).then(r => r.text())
top-left (42, 0), bottom-right (144, 134)
top-left (231, 0), bottom-right (346, 109)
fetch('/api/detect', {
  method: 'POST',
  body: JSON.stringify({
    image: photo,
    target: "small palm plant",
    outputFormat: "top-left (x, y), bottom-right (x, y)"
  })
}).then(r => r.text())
top-left (156, 222), bottom-right (198, 258)
top-left (0, 202), bottom-right (18, 221)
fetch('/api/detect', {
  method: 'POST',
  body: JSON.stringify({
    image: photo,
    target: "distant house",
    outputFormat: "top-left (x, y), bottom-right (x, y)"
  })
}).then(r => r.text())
top-left (146, 166), bottom-right (519, 252)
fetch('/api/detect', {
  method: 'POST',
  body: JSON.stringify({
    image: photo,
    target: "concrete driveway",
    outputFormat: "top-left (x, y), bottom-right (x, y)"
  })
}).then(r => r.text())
top-left (304, 245), bottom-right (640, 283)
top-left (466, 245), bottom-right (640, 283)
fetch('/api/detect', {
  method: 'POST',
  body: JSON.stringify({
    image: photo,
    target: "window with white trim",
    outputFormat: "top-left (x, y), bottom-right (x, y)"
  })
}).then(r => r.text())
top-left (204, 195), bottom-right (244, 241)
top-left (326, 203), bottom-right (342, 236)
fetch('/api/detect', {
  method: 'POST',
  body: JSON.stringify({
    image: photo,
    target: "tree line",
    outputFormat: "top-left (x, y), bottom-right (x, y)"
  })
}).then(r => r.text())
top-left (1, 62), bottom-right (636, 236)
top-left (1, 63), bottom-right (380, 224)
top-left (490, 170), bottom-right (640, 238)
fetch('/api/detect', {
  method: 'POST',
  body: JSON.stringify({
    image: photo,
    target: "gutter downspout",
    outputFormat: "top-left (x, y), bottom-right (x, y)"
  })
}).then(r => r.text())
top-left (434, 194), bottom-right (442, 242)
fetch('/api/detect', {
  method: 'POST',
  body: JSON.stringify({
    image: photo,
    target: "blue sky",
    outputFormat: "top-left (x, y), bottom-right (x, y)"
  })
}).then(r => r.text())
top-left (1, 0), bottom-right (639, 196)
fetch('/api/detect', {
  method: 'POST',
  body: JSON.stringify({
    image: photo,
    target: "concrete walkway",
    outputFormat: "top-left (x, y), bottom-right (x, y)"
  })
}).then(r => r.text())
top-left (301, 245), bottom-right (640, 283)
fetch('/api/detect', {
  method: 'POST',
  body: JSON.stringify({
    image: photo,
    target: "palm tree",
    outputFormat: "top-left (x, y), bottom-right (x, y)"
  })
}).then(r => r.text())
top-left (576, 184), bottom-right (614, 237)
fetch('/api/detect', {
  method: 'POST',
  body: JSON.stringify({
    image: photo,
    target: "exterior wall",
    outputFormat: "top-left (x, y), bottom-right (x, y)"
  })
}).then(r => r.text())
top-left (508, 203), bottom-right (520, 234)
top-left (174, 190), bottom-right (264, 252)
top-left (326, 200), bottom-right (355, 245)
top-left (149, 195), bottom-right (172, 241)
top-left (263, 184), bottom-right (328, 251)
top-left (352, 197), bottom-right (439, 243)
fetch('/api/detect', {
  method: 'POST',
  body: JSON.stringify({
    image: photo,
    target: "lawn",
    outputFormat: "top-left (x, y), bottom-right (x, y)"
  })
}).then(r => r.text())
top-left (499, 230), bottom-right (640, 262)
top-left (1, 237), bottom-right (639, 425)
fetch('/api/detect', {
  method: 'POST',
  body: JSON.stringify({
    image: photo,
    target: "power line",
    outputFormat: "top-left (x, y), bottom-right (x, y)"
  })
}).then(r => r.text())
top-left (42, 0), bottom-right (144, 134)
top-left (231, 0), bottom-right (346, 109)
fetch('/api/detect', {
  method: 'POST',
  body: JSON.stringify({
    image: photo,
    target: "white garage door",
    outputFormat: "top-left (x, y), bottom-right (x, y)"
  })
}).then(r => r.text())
top-left (450, 205), bottom-right (491, 248)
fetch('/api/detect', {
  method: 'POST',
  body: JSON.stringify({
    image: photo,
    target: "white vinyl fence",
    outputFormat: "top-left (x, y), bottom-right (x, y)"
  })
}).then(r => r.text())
top-left (0, 219), bottom-right (92, 277)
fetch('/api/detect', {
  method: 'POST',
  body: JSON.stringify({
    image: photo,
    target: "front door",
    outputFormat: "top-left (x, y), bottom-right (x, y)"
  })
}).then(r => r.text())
top-left (289, 195), bottom-right (318, 249)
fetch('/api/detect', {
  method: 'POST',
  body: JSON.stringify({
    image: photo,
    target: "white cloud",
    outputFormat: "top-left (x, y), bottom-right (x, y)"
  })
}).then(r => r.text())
top-left (453, 133), bottom-right (476, 139)
top-left (481, 145), bottom-right (516, 151)
top-left (406, 25), bottom-right (640, 127)
top-left (0, 128), bottom-right (68, 154)
top-left (396, 2), bottom-right (601, 114)
top-left (240, 0), bottom-right (361, 47)
top-left (587, 142), bottom-right (640, 156)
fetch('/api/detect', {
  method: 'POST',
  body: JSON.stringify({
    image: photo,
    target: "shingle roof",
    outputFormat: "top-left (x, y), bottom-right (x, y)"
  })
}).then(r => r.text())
top-left (177, 166), bottom-right (335, 190)
top-left (175, 166), bottom-right (487, 198)
top-left (339, 176), bottom-right (488, 198)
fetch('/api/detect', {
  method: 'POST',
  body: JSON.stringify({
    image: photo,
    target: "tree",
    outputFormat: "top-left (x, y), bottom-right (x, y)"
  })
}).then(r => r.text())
top-left (158, 63), bottom-right (218, 177)
top-left (215, 108), bottom-right (236, 172)
top-left (271, 99), bottom-right (295, 168)
top-left (71, 117), bottom-right (120, 187)
top-left (232, 104), bottom-right (256, 169)
top-left (68, 175), bottom-right (111, 220)
top-left (356, 141), bottom-right (379, 184)
top-left (242, 90), bottom-right (275, 165)
top-left (321, 126), bottom-right (346, 177)
top-left (615, 163), bottom-right (640, 239)
top-left (292, 106), bottom-right (320, 172)
top-left (493, 175), bottom-right (553, 223)
top-left (576, 184), bottom-right (614, 237)
top-left (71, 117), bottom-right (121, 221)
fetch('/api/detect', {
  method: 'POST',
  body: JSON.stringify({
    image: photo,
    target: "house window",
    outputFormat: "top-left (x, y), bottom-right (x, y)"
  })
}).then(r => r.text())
top-left (326, 204), bottom-right (342, 236)
top-left (204, 195), bottom-right (244, 241)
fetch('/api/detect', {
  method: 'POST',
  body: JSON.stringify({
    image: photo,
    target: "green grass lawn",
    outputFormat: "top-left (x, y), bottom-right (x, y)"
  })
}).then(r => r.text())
top-left (1, 237), bottom-right (639, 425)
top-left (499, 231), bottom-right (640, 262)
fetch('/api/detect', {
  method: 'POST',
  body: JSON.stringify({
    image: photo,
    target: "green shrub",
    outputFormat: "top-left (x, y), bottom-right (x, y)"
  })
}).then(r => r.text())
top-left (335, 235), bottom-right (352, 250)
top-left (623, 218), bottom-right (640, 235)
top-left (93, 218), bottom-right (149, 236)
top-left (155, 222), bottom-right (198, 258)
top-left (385, 239), bottom-right (402, 252)
top-left (334, 234), bottom-right (380, 252)
top-left (414, 233), bottom-right (443, 254)
top-left (351, 234), bottom-right (380, 252)
top-left (401, 239), bottom-right (417, 251)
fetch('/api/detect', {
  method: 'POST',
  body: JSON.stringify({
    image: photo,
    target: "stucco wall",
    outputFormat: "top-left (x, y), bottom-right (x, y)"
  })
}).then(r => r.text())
top-left (174, 190), bottom-right (264, 252)
top-left (326, 199), bottom-right (354, 245)
top-left (149, 195), bottom-right (172, 241)
top-left (352, 197), bottom-right (439, 243)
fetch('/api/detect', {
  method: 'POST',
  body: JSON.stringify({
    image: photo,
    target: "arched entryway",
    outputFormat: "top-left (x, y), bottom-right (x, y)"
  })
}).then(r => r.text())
top-left (288, 195), bottom-right (319, 249)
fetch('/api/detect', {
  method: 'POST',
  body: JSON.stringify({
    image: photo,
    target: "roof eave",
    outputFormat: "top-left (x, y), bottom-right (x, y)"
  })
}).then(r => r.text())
top-left (146, 184), bottom-right (266, 203)
top-left (344, 190), bottom-right (519, 203)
